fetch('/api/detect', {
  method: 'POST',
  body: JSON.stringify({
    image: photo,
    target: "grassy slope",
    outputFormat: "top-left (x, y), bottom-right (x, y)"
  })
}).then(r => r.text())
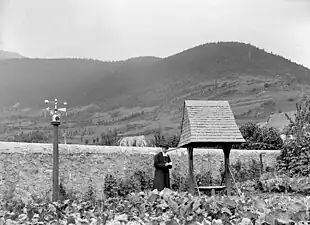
top-left (0, 42), bottom-right (309, 142)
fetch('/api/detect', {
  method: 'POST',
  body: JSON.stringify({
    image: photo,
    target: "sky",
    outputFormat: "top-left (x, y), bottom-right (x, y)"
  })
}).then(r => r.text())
top-left (0, 0), bottom-right (309, 67)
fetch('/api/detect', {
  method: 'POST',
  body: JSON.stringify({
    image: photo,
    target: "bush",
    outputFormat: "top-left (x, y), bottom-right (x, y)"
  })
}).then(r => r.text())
top-left (195, 170), bottom-right (216, 186)
top-left (104, 169), bottom-right (154, 197)
top-left (84, 178), bottom-right (96, 201)
top-left (170, 170), bottom-right (187, 191)
top-left (236, 142), bottom-right (279, 150)
top-left (103, 174), bottom-right (118, 198)
top-left (277, 138), bottom-right (310, 177)
top-left (58, 182), bottom-right (79, 201)
top-left (260, 126), bottom-right (284, 149)
top-left (284, 99), bottom-right (310, 141)
top-left (151, 130), bottom-right (180, 147)
top-left (277, 99), bottom-right (310, 177)
top-left (127, 169), bottom-right (153, 191)
top-left (233, 122), bottom-right (283, 150)
top-left (13, 130), bottom-right (49, 143)
top-left (100, 129), bottom-right (120, 146)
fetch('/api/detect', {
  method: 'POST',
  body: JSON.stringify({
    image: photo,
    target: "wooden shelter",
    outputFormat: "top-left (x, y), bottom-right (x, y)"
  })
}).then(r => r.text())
top-left (177, 100), bottom-right (245, 195)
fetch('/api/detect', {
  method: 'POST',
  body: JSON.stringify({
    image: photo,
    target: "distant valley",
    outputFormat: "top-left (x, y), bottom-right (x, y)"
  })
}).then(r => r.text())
top-left (0, 42), bottom-right (309, 144)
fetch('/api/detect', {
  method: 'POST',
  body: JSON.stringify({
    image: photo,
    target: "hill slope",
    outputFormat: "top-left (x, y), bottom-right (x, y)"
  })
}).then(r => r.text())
top-left (0, 50), bottom-right (25, 60)
top-left (0, 42), bottom-right (309, 142)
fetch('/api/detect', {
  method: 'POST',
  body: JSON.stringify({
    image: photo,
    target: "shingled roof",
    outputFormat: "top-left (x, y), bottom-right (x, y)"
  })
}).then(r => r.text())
top-left (178, 100), bottom-right (245, 147)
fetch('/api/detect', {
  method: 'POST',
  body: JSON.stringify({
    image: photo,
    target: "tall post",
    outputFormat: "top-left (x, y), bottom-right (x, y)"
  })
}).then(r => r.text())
top-left (45, 98), bottom-right (67, 202)
top-left (187, 145), bottom-right (195, 194)
top-left (223, 143), bottom-right (232, 196)
top-left (51, 121), bottom-right (60, 201)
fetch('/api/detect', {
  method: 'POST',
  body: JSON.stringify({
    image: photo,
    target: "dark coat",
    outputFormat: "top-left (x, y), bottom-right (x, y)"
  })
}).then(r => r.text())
top-left (153, 152), bottom-right (172, 191)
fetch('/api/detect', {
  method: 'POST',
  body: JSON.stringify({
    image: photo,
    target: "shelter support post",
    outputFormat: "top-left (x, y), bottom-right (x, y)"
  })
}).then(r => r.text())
top-left (223, 143), bottom-right (232, 196)
top-left (187, 145), bottom-right (195, 194)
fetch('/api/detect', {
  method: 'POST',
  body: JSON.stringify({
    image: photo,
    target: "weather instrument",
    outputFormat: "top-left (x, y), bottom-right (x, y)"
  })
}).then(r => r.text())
top-left (44, 98), bottom-right (67, 202)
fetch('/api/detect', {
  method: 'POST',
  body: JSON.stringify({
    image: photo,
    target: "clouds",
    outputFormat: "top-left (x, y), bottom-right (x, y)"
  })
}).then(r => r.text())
top-left (1, 0), bottom-right (310, 67)
top-left (0, 0), bottom-right (7, 49)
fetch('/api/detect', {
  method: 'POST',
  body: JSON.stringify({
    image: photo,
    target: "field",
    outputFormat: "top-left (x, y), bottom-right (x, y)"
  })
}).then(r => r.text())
top-left (2, 189), bottom-right (310, 224)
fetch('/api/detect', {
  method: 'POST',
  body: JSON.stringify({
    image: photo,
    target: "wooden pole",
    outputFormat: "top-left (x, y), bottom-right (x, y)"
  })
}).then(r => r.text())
top-left (259, 153), bottom-right (265, 175)
top-left (51, 121), bottom-right (60, 202)
top-left (187, 145), bottom-right (195, 194)
top-left (223, 143), bottom-right (232, 196)
top-left (45, 98), bottom-right (67, 202)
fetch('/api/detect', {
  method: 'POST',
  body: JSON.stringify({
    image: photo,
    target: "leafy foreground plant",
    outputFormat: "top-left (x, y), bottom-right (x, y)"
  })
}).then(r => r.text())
top-left (257, 173), bottom-right (310, 195)
top-left (1, 189), bottom-right (310, 225)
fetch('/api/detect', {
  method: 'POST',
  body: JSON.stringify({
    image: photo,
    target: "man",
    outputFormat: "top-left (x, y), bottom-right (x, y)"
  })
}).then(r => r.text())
top-left (153, 142), bottom-right (172, 191)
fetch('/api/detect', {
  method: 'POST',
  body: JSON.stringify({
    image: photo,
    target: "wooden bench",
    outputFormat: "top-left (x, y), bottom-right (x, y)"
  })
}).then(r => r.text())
top-left (195, 186), bottom-right (227, 196)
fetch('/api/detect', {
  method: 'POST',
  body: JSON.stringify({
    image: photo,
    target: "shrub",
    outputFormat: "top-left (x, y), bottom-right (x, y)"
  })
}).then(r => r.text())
top-left (167, 134), bottom-right (180, 148)
top-left (13, 130), bottom-right (49, 143)
top-left (103, 174), bottom-right (118, 198)
top-left (284, 99), bottom-right (310, 142)
top-left (100, 129), bottom-right (120, 146)
top-left (239, 122), bottom-right (262, 142)
top-left (58, 182), bottom-right (79, 201)
top-left (277, 138), bottom-right (310, 176)
top-left (195, 170), bottom-right (215, 186)
top-left (260, 126), bottom-right (283, 149)
top-left (233, 122), bottom-right (283, 150)
top-left (277, 99), bottom-right (310, 176)
top-left (151, 130), bottom-right (180, 147)
top-left (170, 170), bottom-right (186, 191)
top-left (104, 169), bottom-right (154, 197)
top-left (128, 169), bottom-right (153, 191)
top-left (84, 178), bottom-right (96, 201)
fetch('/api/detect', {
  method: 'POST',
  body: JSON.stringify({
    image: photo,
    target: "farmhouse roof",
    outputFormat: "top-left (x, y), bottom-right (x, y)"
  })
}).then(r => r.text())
top-left (178, 100), bottom-right (245, 147)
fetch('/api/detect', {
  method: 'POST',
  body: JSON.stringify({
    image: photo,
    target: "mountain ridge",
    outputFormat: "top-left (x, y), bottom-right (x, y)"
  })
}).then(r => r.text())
top-left (0, 50), bottom-right (25, 60)
top-left (1, 41), bottom-right (310, 142)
